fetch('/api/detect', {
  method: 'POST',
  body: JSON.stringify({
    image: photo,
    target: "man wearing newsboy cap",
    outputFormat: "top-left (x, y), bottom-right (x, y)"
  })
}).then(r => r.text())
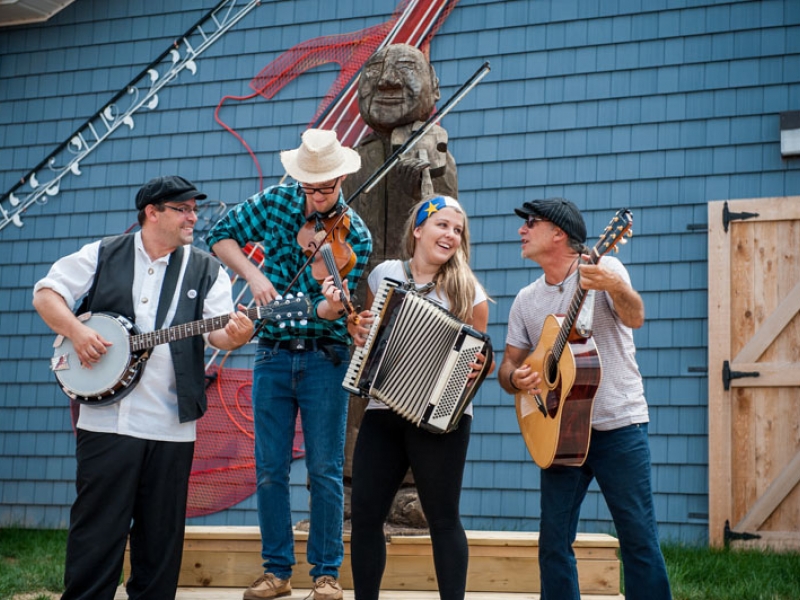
top-left (498, 198), bottom-right (672, 600)
top-left (207, 129), bottom-right (372, 600)
top-left (33, 175), bottom-right (254, 600)
top-left (135, 174), bottom-right (207, 208)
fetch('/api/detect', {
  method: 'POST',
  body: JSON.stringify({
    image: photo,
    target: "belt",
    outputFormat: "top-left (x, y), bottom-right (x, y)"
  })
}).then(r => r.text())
top-left (260, 337), bottom-right (346, 352)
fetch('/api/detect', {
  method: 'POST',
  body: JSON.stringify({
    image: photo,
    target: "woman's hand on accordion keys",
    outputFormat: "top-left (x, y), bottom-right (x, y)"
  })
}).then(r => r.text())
top-left (348, 310), bottom-right (373, 346)
top-left (467, 350), bottom-right (495, 385)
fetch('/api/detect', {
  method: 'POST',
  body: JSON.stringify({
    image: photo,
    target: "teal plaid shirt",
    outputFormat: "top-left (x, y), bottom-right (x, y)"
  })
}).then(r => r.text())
top-left (206, 183), bottom-right (372, 344)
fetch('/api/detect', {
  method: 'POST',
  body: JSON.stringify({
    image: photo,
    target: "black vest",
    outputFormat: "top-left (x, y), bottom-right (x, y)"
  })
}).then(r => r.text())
top-left (83, 234), bottom-right (221, 423)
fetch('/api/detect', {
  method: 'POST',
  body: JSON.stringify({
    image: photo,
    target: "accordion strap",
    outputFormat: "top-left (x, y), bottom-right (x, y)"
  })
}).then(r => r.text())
top-left (402, 260), bottom-right (435, 295)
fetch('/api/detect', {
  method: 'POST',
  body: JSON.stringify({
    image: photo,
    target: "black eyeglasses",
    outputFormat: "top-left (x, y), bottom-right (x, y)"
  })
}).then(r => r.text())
top-left (524, 216), bottom-right (549, 228)
top-left (299, 177), bottom-right (340, 195)
top-left (162, 204), bottom-right (200, 216)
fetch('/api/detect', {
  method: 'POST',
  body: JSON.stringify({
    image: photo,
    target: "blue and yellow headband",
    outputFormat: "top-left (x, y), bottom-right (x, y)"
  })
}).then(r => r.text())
top-left (414, 195), bottom-right (463, 227)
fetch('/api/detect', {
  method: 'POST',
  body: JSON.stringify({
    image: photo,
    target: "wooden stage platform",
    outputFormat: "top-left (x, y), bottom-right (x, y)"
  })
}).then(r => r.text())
top-left (116, 588), bottom-right (623, 599)
top-left (121, 526), bottom-right (623, 599)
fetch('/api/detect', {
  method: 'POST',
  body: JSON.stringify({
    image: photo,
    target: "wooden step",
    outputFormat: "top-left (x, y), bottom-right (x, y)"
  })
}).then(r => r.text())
top-left (125, 526), bottom-right (621, 595)
top-left (116, 587), bottom-right (625, 599)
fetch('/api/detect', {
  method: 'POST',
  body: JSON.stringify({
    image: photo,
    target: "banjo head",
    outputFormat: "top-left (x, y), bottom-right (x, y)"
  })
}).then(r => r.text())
top-left (52, 313), bottom-right (143, 404)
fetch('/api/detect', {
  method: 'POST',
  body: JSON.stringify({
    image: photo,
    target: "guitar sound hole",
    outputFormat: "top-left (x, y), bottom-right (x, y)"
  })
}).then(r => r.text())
top-left (545, 354), bottom-right (558, 386)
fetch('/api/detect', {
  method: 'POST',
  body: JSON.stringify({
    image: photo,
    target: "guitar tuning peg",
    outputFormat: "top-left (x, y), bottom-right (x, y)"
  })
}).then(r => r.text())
top-left (285, 293), bottom-right (294, 300)
top-left (278, 322), bottom-right (287, 329)
top-left (275, 294), bottom-right (284, 301)
top-left (618, 237), bottom-right (628, 244)
top-left (296, 292), bottom-right (304, 297)
top-left (299, 319), bottom-right (308, 326)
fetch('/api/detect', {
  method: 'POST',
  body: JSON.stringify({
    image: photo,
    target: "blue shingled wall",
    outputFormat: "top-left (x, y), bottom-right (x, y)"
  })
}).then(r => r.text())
top-left (2, 0), bottom-right (800, 545)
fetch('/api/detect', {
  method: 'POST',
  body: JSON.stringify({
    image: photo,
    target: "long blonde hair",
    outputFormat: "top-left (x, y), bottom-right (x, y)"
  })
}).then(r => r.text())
top-left (401, 196), bottom-right (485, 323)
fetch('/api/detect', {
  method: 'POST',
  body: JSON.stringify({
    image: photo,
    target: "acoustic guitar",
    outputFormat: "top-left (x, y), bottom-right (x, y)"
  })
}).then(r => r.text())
top-left (50, 295), bottom-right (311, 406)
top-left (515, 209), bottom-right (633, 468)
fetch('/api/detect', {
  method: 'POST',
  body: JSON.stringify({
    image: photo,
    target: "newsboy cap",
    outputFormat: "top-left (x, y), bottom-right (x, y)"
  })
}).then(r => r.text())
top-left (514, 197), bottom-right (587, 243)
top-left (135, 175), bottom-right (207, 210)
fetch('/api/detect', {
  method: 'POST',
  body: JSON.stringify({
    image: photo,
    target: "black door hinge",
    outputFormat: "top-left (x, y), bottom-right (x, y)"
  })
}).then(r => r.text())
top-left (722, 360), bottom-right (760, 391)
top-left (722, 201), bottom-right (759, 233)
top-left (724, 519), bottom-right (761, 548)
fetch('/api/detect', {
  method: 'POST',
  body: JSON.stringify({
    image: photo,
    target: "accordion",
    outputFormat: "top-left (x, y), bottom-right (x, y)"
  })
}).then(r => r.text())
top-left (343, 278), bottom-right (493, 433)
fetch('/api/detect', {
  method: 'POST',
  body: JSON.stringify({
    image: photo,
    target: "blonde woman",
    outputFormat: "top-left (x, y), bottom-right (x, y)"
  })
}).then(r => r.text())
top-left (347, 195), bottom-right (491, 600)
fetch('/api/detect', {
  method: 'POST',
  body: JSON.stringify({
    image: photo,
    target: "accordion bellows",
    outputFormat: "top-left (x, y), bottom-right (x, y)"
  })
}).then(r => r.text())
top-left (343, 278), bottom-right (493, 433)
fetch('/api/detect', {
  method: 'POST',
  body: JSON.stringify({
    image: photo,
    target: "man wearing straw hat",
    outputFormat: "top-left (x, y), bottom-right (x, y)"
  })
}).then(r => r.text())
top-left (207, 129), bottom-right (372, 600)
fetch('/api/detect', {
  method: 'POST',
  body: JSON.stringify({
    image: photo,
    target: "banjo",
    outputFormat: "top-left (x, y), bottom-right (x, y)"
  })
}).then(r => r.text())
top-left (50, 295), bottom-right (311, 406)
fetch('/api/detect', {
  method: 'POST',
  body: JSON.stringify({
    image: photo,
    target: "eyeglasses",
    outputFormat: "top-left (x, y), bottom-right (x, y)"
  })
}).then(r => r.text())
top-left (299, 177), bottom-right (340, 195)
top-left (524, 216), bottom-right (549, 228)
top-left (162, 204), bottom-right (200, 216)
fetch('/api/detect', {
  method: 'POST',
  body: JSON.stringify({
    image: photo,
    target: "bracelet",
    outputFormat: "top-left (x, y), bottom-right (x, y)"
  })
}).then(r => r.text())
top-left (508, 368), bottom-right (521, 392)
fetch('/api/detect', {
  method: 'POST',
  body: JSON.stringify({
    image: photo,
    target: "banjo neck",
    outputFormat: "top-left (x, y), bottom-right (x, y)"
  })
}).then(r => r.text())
top-left (52, 295), bottom-right (310, 407)
top-left (127, 299), bottom-right (309, 352)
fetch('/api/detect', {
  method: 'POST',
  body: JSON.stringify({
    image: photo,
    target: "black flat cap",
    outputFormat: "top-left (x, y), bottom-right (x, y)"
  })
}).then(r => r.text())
top-left (514, 197), bottom-right (587, 243)
top-left (135, 175), bottom-right (207, 210)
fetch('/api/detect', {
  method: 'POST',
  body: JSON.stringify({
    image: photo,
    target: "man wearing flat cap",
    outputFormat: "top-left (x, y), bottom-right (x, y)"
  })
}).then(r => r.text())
top-left (207, 128), bottom-right (372, 600)
top-left (498, 198), bottom-right (671, 600)
top-left (33, 175), bottom-right (254, 600)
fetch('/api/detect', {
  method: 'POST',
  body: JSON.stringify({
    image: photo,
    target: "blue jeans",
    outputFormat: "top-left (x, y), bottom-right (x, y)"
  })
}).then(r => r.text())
top-left (539, 424), bottom-right (671, 600)
top-left (252, 343), bottom-right (351, 580)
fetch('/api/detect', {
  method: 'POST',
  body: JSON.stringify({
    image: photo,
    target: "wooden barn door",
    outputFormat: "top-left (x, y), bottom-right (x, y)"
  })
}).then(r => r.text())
top-left (708, 197), bottom-right (800, 550)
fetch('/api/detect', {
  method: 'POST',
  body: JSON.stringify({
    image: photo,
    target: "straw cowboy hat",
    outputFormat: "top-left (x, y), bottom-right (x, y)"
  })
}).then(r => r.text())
top-left (280, 128), bottom-right (361, 184)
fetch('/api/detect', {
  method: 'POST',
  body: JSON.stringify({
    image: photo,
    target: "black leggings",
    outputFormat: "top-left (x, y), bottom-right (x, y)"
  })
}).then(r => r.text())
top-left (350, 409), bottom-right (471, 600)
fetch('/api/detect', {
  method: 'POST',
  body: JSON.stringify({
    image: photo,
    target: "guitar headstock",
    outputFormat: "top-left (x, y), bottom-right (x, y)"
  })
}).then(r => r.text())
top-left (255, 294), bottom-right (312, 327)
top-left (593, 209), bottom-right (633, 260)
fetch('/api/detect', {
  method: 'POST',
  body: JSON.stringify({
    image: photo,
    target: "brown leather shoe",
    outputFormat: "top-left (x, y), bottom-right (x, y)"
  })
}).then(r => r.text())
top-left (243, 573), bottom-right (292, 599)
top-left (311, 575), bottom-right (343, 600)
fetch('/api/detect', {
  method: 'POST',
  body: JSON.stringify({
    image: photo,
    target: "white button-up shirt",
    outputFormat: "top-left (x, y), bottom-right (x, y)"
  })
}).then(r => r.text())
top-left (34, 232), bottom-right (234, 442)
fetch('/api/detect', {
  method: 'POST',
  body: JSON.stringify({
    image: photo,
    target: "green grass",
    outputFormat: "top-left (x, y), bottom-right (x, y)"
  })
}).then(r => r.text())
top-left (663, 544), bottom-right (800, 600)
top-left (2, 529), bottom-right (800, 599)
top-left (0, 528), bottom-right (67, 600)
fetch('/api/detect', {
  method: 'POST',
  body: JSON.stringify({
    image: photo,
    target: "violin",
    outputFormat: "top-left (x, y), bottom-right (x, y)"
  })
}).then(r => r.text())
top-left (296, 206), bottom-right (359, 318)
top-left (296, 205), bottom-right (357, 280)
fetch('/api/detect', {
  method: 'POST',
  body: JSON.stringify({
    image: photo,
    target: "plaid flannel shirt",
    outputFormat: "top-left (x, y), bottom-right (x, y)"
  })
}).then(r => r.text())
top-left (206, 183), bottom-right (372, 344)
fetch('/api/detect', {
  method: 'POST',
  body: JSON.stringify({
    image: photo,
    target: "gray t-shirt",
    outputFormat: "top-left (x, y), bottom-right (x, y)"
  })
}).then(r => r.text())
top-left (505, 255), bottom-right (649, 431)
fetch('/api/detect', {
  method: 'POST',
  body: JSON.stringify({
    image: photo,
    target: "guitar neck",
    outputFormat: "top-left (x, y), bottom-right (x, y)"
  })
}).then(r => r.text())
top-left (549, 208), bottom-right (634, 362)
top-left (552, 250), bottom-right (602, 360)
top-left (129, 306), bottom-right (261, 351)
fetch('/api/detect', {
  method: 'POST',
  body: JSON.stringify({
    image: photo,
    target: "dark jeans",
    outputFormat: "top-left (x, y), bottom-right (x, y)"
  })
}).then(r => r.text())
top-left (350, 410), bottom-right (471, 600)
top-left (62, 430), bottom-right (194, 600)
top-left (539, 423), bottom-right (671, 600)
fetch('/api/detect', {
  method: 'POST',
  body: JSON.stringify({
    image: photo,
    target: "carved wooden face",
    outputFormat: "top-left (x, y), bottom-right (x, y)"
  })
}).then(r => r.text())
top-left (358, 44), bottom-right (440, 136)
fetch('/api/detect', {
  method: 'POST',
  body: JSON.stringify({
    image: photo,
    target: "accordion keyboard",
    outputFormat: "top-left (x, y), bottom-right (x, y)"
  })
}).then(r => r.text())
top-left (342, 278), bottom-right (492, 433)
